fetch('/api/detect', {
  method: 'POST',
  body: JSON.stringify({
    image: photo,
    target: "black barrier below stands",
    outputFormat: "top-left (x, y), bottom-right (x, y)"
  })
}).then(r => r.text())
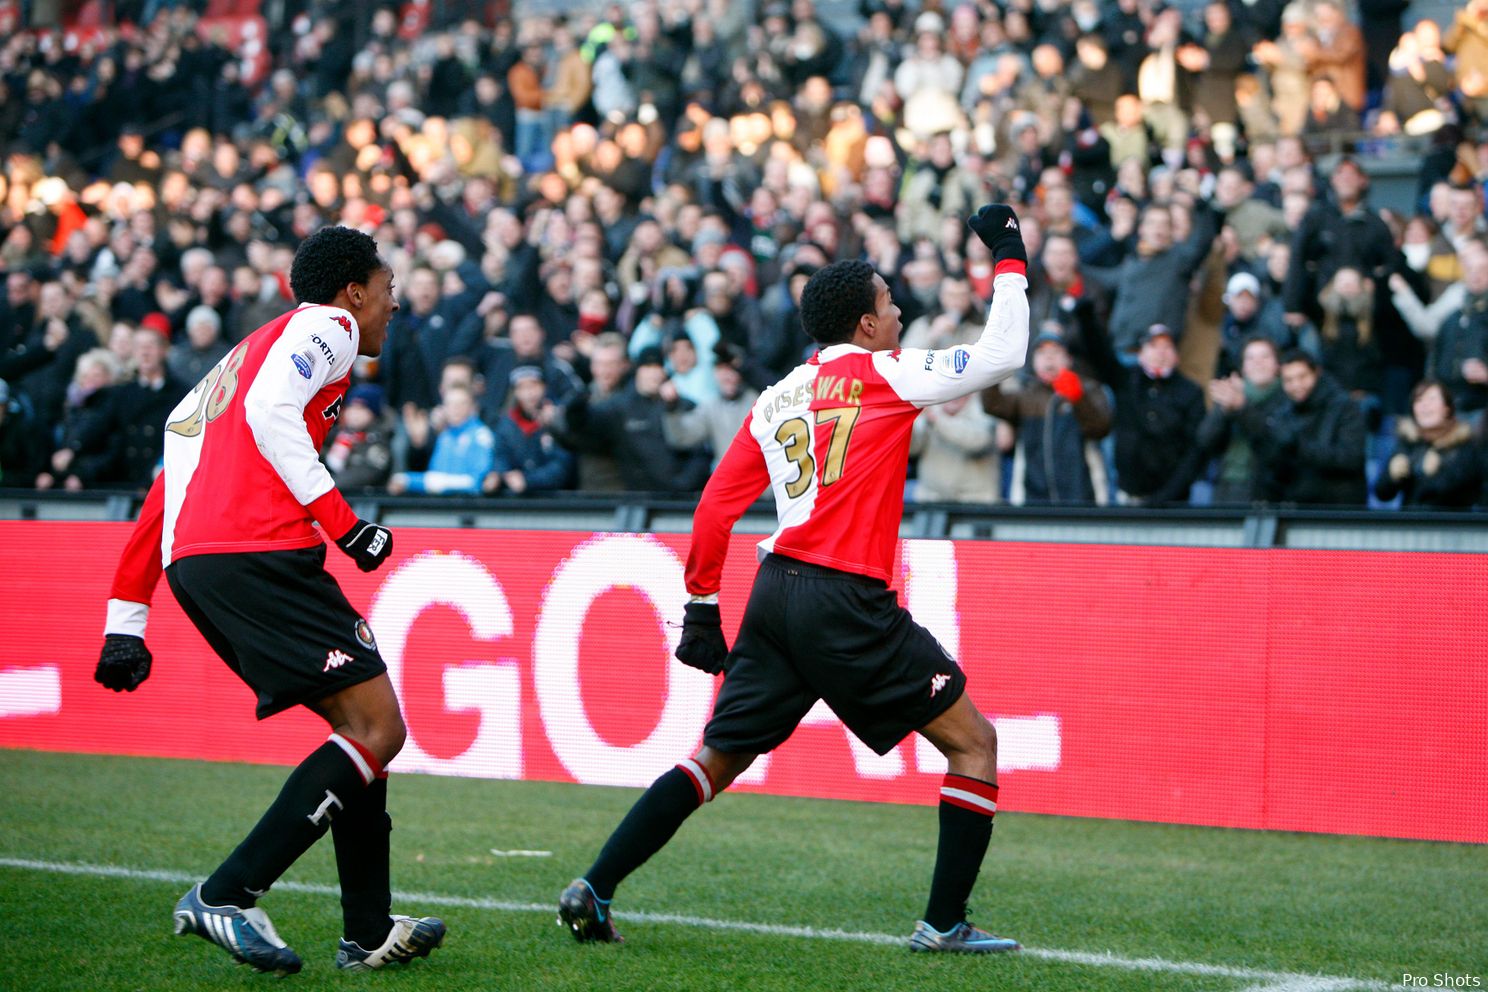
top-left (4, 489), bottom-right (1487, 553)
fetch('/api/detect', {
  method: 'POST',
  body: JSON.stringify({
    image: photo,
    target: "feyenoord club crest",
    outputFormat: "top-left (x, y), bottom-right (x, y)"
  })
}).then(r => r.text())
top-left (355, 619), bottom-right (377, 651)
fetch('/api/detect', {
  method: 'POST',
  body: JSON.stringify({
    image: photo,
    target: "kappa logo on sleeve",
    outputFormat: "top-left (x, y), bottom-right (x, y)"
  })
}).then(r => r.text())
top-left (330, 314), bottom-right (353, 335)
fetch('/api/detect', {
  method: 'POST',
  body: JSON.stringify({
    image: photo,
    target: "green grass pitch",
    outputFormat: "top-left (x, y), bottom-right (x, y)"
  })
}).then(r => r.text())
top-left (1, 750), bottom-right (1483, 991)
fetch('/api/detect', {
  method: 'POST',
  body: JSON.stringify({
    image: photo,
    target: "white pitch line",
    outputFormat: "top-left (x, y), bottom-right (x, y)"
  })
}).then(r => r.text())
top-left (0, 857), bottom-right (1394, 991)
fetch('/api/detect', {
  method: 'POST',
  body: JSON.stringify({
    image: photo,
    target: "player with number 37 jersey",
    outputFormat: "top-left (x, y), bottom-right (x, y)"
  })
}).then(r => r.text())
top-left (559, 205), bottom-right (1031, 956)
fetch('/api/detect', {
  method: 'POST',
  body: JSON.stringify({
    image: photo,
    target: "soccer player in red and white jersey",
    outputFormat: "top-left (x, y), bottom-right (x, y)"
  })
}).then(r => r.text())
top-left (92, 227), bottom-right (445, 975)
top-left (559, 205), bottom-right (1031, 953)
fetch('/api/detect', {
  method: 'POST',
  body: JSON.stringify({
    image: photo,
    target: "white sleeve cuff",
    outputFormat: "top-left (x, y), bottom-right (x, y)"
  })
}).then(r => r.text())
top-left (105, 599), bottom-right (150, 638)
top-left (688, 593), bottom-right (720, 605)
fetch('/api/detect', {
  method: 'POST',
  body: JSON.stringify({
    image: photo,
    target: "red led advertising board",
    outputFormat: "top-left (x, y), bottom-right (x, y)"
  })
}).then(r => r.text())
top-left (2, 522), bottom-right (1483, 843)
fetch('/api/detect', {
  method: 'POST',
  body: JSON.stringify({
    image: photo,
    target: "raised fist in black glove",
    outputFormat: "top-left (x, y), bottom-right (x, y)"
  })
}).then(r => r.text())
top-left (967, 204), bottom-right (1027, 264)
top-left (674, 601), bottom-right (729, 675)
top-left (96, 634), bottom-right (153, 692)
top-left (336, 519), bottom-right (394, 572)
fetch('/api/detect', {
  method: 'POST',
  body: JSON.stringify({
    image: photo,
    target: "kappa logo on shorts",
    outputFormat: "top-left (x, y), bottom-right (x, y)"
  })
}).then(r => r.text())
top-left (355, 619), bottom-right (376, 651)
top-left (324, 649), bottom-right (354, 672)
top-left (929, 673), bottom-right (951, 697)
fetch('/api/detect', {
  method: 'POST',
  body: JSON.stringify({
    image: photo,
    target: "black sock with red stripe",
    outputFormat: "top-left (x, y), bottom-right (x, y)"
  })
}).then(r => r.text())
top-left (583, 761), bottom-right (711, 902)
top-left (923, 773), bottom-right (999, 932)
top-left (332, 775), bottom-right (394, 949)
top-left (202, 734), bottom-right (380, 908)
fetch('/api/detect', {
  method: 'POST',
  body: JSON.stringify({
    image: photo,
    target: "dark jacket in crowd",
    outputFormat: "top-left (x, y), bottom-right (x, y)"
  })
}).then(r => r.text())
top-left (1373, 419), bottom-right (1482, 510)
top-left (553, 384), bottom-right (711, 494)
top-left (1282, 201), bottom-right (1397, 322)
top-left (983, 375), bottom-right (1112, 505)
top-left (1428, 292), bottom-right (1488, 414)
top-left (1196, 380), bottom-right (1289, 504)
top-left (322, 424), bottom-right (394, 491)
top-left (73, 375), bottom-right (187, 488)
top-left (1263, 374), bottom-right (1368, 506)
top-left (476, 342), bottom-right (583, 422)
top-left (1085, 324), bottom-right (1206, 504)
top-left (493, 410), bottom-right (575, 492)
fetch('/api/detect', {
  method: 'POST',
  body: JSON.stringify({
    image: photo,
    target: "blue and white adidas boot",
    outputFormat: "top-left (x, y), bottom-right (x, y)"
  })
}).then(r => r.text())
top-left (908, 919), bottom-right (1021, 954)
top-left (336, 914), bottom-right (447, 970)
top-left (557, 878), bottom-right (624, 943)
top-left (173, 883), bottom-right (303, 975)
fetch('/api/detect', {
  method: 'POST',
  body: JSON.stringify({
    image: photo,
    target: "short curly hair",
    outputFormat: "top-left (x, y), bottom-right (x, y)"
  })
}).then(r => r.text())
top-left (799, 259), bottom-right (879, 346)
top-left (290, 226), bottom-right (386, 305)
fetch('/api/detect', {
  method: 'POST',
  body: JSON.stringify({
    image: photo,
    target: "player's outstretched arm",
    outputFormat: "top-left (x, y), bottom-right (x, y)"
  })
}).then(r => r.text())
top-left (875, 204), bottom-right (1030, 407)
top-left (98, 474), bottom-right (165, 692)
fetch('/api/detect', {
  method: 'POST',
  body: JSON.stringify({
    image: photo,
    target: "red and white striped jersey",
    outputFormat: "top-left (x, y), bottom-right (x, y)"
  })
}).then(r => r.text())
top-left (684, 267), bottom-right (1029, 594)
top-left (104, 304), bottom-right (362, 637)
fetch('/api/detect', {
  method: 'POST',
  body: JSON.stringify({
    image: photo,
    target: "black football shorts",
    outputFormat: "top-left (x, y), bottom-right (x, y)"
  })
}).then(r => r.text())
top-left (166, 544), bottom-right (387, 719)
top-left (703, 553), bottom-right (967, 757)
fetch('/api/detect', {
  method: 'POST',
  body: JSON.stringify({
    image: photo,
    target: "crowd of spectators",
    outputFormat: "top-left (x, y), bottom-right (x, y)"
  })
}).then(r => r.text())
top-left (3, 0), bottom-right (1488, 510)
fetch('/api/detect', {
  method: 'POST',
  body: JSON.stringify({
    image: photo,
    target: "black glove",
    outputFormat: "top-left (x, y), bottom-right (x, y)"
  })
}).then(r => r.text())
top-left (95, 634), bottom-right (152, 692)
top-left (674, 601), bottom-right (729, 675)
top-left (967, 204), bottom-right (1028, 264)
top-left (335, 519), bottom-right (394, 572)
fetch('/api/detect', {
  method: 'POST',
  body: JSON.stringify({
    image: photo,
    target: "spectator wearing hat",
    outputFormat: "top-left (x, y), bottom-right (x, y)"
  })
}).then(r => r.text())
top-left (983, 324), bottom-right (1113, 506)
top-left (667, 341), bottom-right (761, 469)
top-left (1374, 379), bottom-right (1482, 509)
top-left (1086, 321), bottom-right (1207, 505)
top-left (388, 383), bottom-right (496, 497)
top-left (550, 346), bottom-right (711, 494)
top-left (322, 385), bottom-right (394, 492)
top-left (168, 305), bottom-right (230, 387)
top-left (1198, 336), bottom-right (1291, 504)
top-left (489, 366), bottom-right (574, 496)
top-left (1218, 271), bottom-right (1300, 377)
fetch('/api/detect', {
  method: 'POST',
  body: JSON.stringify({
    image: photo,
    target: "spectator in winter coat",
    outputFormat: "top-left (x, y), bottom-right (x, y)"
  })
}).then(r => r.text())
top-left (667, 342), bottom-right (760, 469)
top-left (1374, 380), bottom-right (1483, 509)
top-left (43, 324), bottom-right (184, 491)
top-left (983, 325), bottom-right (1112, 505)
top-left (168, 305), bottom-right (230, 387)
top-left (1268, 350), bottom-right (1369, 505)
top-left (322, 384), bottom-right (394, 491)
top-left (1086, 321), bottom-right (1207, 505)
top-left (1197, 336), bottom-right (1290, 504)
top-left (550, 347), bottom-right (711, 494)
top-left (489, 367), bottom-right (574, 495)
top-left (1390, 238), bottom-right (1488, 415)
top-left (388, 384), bottom-right (495, 496)
top-left (381, 265), bottom-right (486, 414)
top-left (1217, 271), bottom-right (1302, 378)
top-left (910, 392), bottom-right (1005, 504)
